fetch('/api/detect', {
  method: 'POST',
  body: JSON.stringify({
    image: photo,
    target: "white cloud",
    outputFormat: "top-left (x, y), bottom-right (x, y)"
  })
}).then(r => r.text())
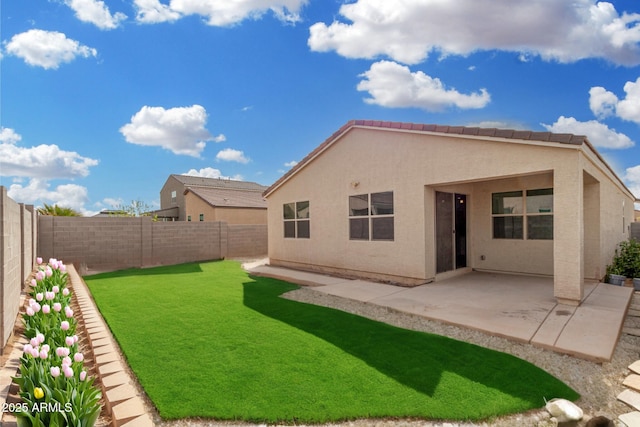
top-left (284, 160), bottom-right (298, 168)
top-left (141, 0), bottom-right (308, 26)
top-left (4, 29), bottom-right (97, 69)
top-left (65, 0), bottom-right (127, 30)
top-left (184, 167), bottom-right (243, 180)
top-left (589, 78), bottom-right (640, 124)
top-left (134, 0), bottom-right (181, 24)
top-left (216, 148), bottom-right (250, 164)
top-left (357, 61), bottom-right (490, 111)
top-left (308, 0), bottom-right (640, 65)
top-left (589, 86), bottom-right (619, 119)
top-left (120, 105), bottom-right (221, 157)
top-left (0, 127), bottom-right (22, 144)
top-left (7, 179), bottom-right (94, 215)
top-left (625, 165), bottom-right (640, 200)
top-left (541, 116), bottom-right (634, 149)
top-left (0, 133), bottom-right (99, 179)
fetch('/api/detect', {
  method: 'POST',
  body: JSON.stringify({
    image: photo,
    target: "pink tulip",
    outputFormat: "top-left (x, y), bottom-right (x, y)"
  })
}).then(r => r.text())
top-left (65, 336), bottom-right (75, 346)
top-left (45, 292), bottom-right (54, 301)
top-left (60, 264), bottom-right (66, 272)
top-left (26, 307), bottom-right (35, 316)
top-left (62, 288), bottom-right (70, 296)
top-left (36, 333), bottom-right (45, 344)
top-left (62, 356), bottom-right (72, 366)
top-left (35, 271), bottom-right (44, 281)
top-left (28, 298), bottom-right (36, 307)
top-left (50, 366), bottom-right (60, 378)
top-left (42, 304), bottom-right (50, 314)
top-left (79, 370), bottom-right (87, 381)
top-left (35, 293), bottom-right (44, 302)
top-left (52, 286), bottom-right (59, 294)
top-left (41, 344), bottom-right (50, 352)
top-left (36, 257), bottom-right (42, 265)
top-left (49, 258), bottom-right (57, 266)
top-left (65, 307), bottom-right (74, 318)
top-left (32, 303), bottom-right (41, 313)
top-left (23, 343), bottom-right (33, 354)
top-left (30, 279), bottom-right (37, 287)
top-left (30, 337), bottom-right (39, 347)
top-left (56, 347), bottom-right (69, 357)
top-left (72, 335), bottom-right (79, 343)
top-left (30, 347), bottom-right (39, 358)
top-left (60, 321), bottom-right (70, 331)
top-left (73, 352), bottom-right (84, 362)
top-left (45, 267), bottom-right (53, 278)
top-left (39, 350), bottom-right (48, 360)
top-left (53, 303), bottom-right (62, 312)
top-left (62, 365), bottom-right (73, 378)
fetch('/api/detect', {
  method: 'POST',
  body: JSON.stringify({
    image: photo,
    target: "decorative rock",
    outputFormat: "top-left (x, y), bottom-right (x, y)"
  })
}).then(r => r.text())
top-left (545, 398), bottom-right (583, 422)
top-left (585, 415), bottom-right (614, 427)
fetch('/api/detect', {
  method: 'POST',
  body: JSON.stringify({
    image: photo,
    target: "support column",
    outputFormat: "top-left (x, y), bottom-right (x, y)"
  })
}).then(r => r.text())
top-left (553, 163), bottom-right (584, 305)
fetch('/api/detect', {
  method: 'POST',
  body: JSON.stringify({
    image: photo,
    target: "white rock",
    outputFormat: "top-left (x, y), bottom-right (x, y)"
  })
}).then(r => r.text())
top-left (545, 398), bottom-right (583, 422)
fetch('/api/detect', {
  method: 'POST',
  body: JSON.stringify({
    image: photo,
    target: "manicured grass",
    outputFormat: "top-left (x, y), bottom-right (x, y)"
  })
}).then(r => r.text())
top-left (84, 261), bottom-right (578, 423)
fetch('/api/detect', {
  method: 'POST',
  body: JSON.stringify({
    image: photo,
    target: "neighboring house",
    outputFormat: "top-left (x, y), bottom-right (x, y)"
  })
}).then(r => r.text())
top-left (263, 120), bottom-right (639, 306)
top-left (636, 210), bottom-right (640, 222)
top-left (157, 174), bottom-right (268, 224)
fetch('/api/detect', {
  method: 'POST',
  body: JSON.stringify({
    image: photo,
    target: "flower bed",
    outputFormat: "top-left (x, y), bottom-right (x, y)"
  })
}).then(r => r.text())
top-left (12, 257), bottom-right (102, 426)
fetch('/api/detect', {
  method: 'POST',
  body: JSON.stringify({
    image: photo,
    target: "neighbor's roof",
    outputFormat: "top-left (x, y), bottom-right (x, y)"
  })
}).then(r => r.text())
top-left (185, 186), bottom-right (267, 209)
top-left (171, 174), bottom-right (268, 192)
top-left (263, 119), bottom-right (597, 198)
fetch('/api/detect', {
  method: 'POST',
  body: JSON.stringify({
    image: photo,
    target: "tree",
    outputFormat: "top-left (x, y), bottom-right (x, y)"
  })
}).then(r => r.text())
top-left (37, 203), bottom-right (82, 217)
top-left (113, 199), bottom-right (156, 219)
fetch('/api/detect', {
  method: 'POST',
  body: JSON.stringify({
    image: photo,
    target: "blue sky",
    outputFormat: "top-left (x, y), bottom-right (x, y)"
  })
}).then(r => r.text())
top-left (2, 0), bottom-right (640, 215)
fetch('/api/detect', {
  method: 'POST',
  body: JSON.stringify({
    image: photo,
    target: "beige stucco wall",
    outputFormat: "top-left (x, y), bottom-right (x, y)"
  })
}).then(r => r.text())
top-left (160, 176), bottom-right (185, 220)
top-left (266, 126), bottom-right (635, 299)
top-left (184, 192), bottom-right (267, 225)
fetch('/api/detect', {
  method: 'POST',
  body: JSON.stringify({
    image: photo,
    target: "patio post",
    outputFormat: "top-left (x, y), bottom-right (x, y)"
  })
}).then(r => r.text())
top-left (553, 162), bottom-right (584, 305)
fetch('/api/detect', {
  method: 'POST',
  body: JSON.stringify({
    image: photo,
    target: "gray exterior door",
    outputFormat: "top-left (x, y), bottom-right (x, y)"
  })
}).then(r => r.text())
top-left (436, 192), bottom-right (467, 273)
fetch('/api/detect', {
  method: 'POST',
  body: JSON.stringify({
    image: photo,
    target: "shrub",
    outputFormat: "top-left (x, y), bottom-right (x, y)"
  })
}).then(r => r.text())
top-left (12, 258), bottom-right (102, 427)
top-left (606, 239), bottom-right (640, 279)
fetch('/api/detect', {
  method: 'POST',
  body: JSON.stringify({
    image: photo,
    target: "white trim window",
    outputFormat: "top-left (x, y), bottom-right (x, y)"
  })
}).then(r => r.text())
top-left (349, 191), bottom-right (394, 241)
top-left (492, 189), bottom-right (553, 240)
top-left (283, 201), bottom-right (310, 238)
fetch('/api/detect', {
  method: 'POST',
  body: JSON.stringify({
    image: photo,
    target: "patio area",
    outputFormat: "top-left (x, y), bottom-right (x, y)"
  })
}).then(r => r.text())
top-left (247, 265), bottom-right (634, 363)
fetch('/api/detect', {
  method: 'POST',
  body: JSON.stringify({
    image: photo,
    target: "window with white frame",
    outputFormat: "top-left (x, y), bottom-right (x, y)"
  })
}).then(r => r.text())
top-left (283, 201), bottom-right (310, 238)
top-left (349, 191), bottom-right (394, 241)
top-left (492, 189), bottom-right (553, 240)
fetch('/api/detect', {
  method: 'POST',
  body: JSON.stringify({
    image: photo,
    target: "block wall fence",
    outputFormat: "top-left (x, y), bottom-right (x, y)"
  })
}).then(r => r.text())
top-left (0, 187), bottom-right (37, 352)
top-left (37, 217), bottom-right (267, 273)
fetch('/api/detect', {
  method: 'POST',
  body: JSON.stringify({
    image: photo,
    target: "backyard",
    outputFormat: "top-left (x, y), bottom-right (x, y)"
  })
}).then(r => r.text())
top-left (83, 260), bottom-right (578, 423)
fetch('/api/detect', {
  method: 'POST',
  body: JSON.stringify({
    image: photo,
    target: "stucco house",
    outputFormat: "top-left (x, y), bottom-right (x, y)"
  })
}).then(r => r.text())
top-left (156, 174), bottom-right (268, 224)
top-left (263, 120), bottom-right (638, 306)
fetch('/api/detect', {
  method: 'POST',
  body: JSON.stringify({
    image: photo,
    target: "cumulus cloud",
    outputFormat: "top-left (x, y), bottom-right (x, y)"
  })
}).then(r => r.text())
top-left (308, 0), bottom-right (640, 65)
top-left (0, 129), bottom-right (99, 179)
top-left (216, 148), bottom-right (250, 164)
top-left (590, 78), bottom-right (640, 124)
top-left (4, 29), bottom-right (97, 69)
top-left (357, 61), bottom-right (490, 111)
top-left (136, 0), bottom-right (307, 26)
top-left (120, 105), bottom-right (222, 157)
top-left (184, 167), bottom-right (243, 180)
top-left (65, 0), bottom-right (127, 29)
top-left (284, 160), bottom-right (298, 168)
top-left (541, 116), bottom-right (634, 149)
top-left (7, 179), bottom-right (93, 215)
top-left (134, 0), bottom-right (181, 23)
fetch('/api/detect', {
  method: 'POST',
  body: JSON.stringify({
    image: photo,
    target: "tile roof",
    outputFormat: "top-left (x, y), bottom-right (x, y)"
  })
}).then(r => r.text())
top-left (263, 120), bottom-right (590, 197)
top-left (185, 186), bottom-right (267, 209)
top-left (172, 174), bottom-right (268, 192)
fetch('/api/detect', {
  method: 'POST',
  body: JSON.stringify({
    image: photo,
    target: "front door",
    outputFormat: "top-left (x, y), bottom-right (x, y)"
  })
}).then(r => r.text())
top-left (436, 192), bottom-right (467, 274)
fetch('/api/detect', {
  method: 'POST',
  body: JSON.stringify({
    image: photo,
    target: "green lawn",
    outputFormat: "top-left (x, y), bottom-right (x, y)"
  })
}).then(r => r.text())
top-left (84, 260), bottom-right (578, 423)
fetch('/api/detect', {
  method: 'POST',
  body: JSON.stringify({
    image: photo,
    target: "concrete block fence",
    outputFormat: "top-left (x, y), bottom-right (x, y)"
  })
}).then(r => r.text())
top-left (0, 187), bottom-right (37, 352)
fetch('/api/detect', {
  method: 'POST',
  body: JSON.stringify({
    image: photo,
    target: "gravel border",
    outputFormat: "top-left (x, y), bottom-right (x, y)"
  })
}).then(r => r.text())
top-left (159, 285), bottom-right (640, 427)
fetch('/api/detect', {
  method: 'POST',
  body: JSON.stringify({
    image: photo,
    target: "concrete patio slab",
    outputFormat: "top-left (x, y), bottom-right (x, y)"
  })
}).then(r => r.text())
top-left (248, 265), bottom-right (632, 362)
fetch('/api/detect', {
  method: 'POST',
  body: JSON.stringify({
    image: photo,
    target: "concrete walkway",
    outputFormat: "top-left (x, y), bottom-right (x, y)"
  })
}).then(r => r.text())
top-left (248, 265), bottom-right (633, 363)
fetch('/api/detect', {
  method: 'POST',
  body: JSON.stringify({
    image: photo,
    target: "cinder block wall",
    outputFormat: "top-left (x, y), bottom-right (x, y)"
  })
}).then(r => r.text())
top-left (632, 222), bottom-right (640, 241)
top-left (228, 224), bottom-right (268, 257)
top-left (38, 216), bottom-right (267, 272)
top-left (0, 187), bottom-right (36, 351)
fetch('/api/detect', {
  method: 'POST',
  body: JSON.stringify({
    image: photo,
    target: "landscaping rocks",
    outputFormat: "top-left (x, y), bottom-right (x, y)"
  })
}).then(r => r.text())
top-left (544, 398), bottom-right (583, 422)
